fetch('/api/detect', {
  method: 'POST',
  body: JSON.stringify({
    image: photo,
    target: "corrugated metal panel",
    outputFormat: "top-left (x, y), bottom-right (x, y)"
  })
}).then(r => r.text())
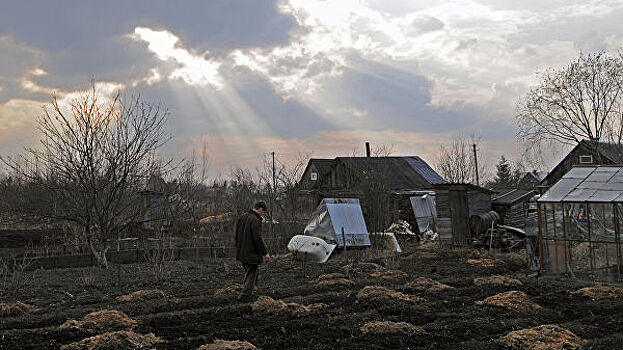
top-left (410, 194), bottom-right (436, 233)
top-left (404, 156), bottom-right (447, 184)
top-left (325, 198), bottom-right (371, 247)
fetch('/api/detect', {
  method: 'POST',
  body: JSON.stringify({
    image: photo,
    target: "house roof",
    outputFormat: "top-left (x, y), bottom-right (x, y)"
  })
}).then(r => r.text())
top-left (336, 156), bottom-right (446, 190)
top-left (433, 182), bottom-right (495, 194)
top-left (492, 188), bottom-right (536, 206)
top-left (542, 140), bottom-right (623, 185)
top-left (307, 158), bottom-right (335, 176)
top-left (539, 166), bottom-right (623, 203)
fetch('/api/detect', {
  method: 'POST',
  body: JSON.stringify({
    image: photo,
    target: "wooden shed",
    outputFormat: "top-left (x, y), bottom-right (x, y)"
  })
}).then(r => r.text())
top-left (434, 183), bottom-right (494, 246)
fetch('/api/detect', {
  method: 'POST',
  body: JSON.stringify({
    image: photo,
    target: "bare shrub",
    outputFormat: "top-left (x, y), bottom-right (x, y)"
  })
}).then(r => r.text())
top-left (476, 291), bottom-right (541, 311)
top-left (117, 289), bottom-right (166, 302)
top-left (60, 331), bottom-right (161, 350)
top-left (59, 309), bottom-right (136, 333)
top-left (1, 253), bottom-right (34, 300)
top-left (360, 321), bottom-right (426, 335)
top-left (197, 340), bottom-right (258, 350)
top-left (497, 324), bottom-right (587, 350)
top-left (142, 243), bottom-right (176, 283)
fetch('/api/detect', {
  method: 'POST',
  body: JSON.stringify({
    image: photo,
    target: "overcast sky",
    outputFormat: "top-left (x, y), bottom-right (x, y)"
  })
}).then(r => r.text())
top-left (1, 0), bottom-right (623, 177)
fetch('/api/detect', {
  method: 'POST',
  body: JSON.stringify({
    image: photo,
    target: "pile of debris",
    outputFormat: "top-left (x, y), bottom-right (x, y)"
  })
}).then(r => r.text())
top-left (357, 286), bottom-right (424, 304)
top-left (476, 291), bottom-right (541, 311)
top-left (472, 225), bottom-right (525, 252)
top-left (0, 301), bottom-right (39, 317)
top-left (59, 310), bottom-right (136, 333)
top-left (251, 296), bottom-right (327, 314)
top-left (117, 290), bottom-right (165, 302)
top-left (315, 273), bottom-right (354, 287)
top-left (497, 324), bottom-right (587, 350)
top-left (60, 331), bottom-right (161, 350)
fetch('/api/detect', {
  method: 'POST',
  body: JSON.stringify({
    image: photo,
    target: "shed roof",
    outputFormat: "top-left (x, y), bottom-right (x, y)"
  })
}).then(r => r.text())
top-left (492, 188), bottom-right (536, 206)
top-left (539, 166), bottom-right (623, 203)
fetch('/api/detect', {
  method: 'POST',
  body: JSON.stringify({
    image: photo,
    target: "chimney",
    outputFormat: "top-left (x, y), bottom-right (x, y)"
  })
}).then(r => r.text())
top-left (365, 142), bottom-right (371, 157)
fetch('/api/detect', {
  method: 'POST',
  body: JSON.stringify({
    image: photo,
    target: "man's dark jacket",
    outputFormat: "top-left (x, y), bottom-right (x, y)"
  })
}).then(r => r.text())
top-left (235, 210), bottom-right (268, 264)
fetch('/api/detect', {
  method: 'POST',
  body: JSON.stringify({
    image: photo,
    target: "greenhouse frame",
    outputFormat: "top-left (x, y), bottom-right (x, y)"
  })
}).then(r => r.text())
top-left (538, 166), bottom-right (623, 281)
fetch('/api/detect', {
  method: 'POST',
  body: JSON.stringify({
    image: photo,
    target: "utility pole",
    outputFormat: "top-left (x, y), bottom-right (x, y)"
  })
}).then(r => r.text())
top-left (472, 143), bottom-right (480, 186)
top-left (270, 152), bottom-right (276, 234)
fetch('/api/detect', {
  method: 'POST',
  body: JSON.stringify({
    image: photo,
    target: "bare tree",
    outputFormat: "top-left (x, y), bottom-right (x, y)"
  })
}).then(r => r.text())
top-left (435, 136), bottom-right (485, 184)
top-left (516, 52), bottom-right (623, 149)
top-left (1, 86), bottom-right (169, 268)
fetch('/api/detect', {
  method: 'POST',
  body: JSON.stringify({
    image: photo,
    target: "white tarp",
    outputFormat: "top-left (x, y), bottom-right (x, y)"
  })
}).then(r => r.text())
top-left (303, 198), bottom-right (371, 247)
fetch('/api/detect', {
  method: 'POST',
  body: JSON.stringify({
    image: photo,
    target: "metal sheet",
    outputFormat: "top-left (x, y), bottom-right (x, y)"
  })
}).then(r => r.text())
top-left (562, 167), bottom-right (595, 179)
top-left (410, 194), bottom-right (436, 233)
top-left (404, 157), bottom-right (447, 184)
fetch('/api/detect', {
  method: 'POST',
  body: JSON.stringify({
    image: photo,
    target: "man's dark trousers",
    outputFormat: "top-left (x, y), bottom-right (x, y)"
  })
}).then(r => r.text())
top-left (241, 263), bottom-right (259, 297)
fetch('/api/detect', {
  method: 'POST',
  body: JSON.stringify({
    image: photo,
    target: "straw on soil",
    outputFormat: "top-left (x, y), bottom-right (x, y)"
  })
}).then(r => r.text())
top-left (0, 301), bottom-right (39, 317)
top-left (251, 296), bottom-right (327, 314)
top-left (476, 291), bottom-right (541, 311)
top-left (370, 270), bottom-right (409, 280)
top-left (466, 250), bottom-right (500, 266)
top-left (315, 273), bottom-right (354, 287)
top-left (497, 324), bottom-right (587, 350)
top-left (404, 277), bottom-right (453, 292)
top-left (59, 309), bottom-right (137, 333)
top-left (214, 283), bottom-right (243, 296)
top-left (360, 321), bottom-right (426, 335)
top-left (315, 273), bottom-right (347, 283)
top-left (197, 340), bottom-right (258, 350)
top-left (59, 331), bottom-right (161, 350)
top-left (117, 289), bottom-right (165, 302)
top-left (473, 275), bottom-right (523, 287)
top-left (571, 285), bottom-right (623, 299)
top-left (357, 286), bottom-right (424, 304)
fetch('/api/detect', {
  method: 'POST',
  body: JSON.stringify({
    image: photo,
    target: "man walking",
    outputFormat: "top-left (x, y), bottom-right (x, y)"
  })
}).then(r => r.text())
top-left (235, 201), bottom-right (270, 302)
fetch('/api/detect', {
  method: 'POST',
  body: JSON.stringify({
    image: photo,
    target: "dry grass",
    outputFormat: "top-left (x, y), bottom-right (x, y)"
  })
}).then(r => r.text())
top-left (476, 291), bottom-right (541, 311)
top-left (314, 273), bottom-right (354, 287)
top-left (473, 275), bottom-right (523, 287)
top-left (59, 331), bottom-right (161, 350)
top-left (360, 321), bottom-right (426, 335)
top-left (59, 310), bottom-right (137, 333)
top-left (403, 277), bottom-right (453, 292)
top-left (497, 324), bottom-right (587, 350)
top-left (251, 296), bottom-right (327, 314)
top-left (0, 301), bottom-right (39, 317)
top-left (571, 285), bottom-right (623, 299)
top-left (117, 289), bottom-right (166, 302)
top-left (214, 283), bottom-right (243, 296)
top-left (197, 340), bottom-right (258, 350)
top-left (466, 250), bottom-right (500, 266)
top-left (357, 286), bottom-right (425, 304)
top-left (370, 270), bottom-right (409, 280)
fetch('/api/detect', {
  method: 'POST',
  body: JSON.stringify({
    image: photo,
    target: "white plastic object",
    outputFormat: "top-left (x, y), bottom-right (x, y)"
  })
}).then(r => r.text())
top-left (287, 235), bottom-right (337, 263)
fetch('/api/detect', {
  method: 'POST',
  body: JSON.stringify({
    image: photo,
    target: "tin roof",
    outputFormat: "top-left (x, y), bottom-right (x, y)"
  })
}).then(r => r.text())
top-left (539, 166), bottom-right (623, 203)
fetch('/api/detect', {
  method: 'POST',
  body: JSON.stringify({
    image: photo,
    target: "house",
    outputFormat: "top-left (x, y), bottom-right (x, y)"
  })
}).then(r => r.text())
top-left (433, 183), bottom-right (494, 246)
top-left (297, 156), bottom-right (446, 232)
top-left (490, 171), bottom-right (544, 228)
top-left (538, 165), bottom-right (623, 281)
top-left (541, 140), bottom-right (623, 187)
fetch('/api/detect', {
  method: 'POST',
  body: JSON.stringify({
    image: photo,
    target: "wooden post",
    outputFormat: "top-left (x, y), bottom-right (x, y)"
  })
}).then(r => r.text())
top-left (341, 227), bottom-right (347, 252)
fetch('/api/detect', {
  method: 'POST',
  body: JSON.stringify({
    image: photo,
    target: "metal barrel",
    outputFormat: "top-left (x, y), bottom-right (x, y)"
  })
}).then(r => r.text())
top-left (469, 211), bottom-right (500, 235)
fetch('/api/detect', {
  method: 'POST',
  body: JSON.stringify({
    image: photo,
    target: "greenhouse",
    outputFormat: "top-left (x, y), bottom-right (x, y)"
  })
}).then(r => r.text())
top-left (538, 166), bottom-right (623, 281)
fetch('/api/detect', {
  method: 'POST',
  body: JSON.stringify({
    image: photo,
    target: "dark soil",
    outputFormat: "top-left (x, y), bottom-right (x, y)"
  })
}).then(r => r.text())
top-left (1, 238), bottom-right (622, 349)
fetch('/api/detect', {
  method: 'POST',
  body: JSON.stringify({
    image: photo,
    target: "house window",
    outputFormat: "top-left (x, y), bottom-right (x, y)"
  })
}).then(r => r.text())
top-left (579, 155), bottom-right (593, 164)
top-left (311, 172), bottom-right (318, 181)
